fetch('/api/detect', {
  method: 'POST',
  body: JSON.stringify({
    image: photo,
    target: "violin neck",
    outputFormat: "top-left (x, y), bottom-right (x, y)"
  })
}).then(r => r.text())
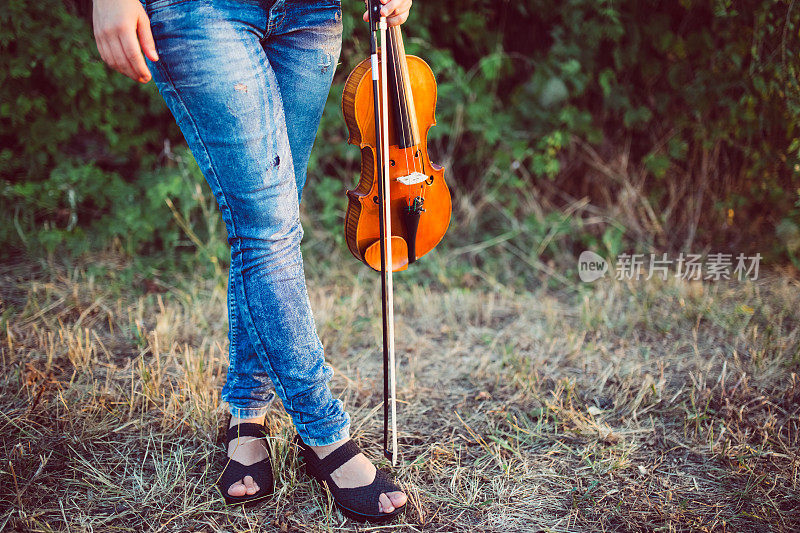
top-left (386, 26), bottom-right (421, 149)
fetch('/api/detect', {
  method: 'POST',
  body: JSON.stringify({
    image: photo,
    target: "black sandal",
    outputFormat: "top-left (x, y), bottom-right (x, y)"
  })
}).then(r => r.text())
top-left (294, 435), bottom-right (405, 522)
top-left (217, 422), bottom-right (274, 507)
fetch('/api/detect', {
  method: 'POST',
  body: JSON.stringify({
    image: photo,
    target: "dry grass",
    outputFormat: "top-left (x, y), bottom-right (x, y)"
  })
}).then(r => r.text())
top-left (1, 253), bottom-right (799, 532)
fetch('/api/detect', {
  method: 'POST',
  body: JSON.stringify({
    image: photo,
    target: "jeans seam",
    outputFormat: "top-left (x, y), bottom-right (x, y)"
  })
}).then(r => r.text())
top-left (228, 273), bottom-right (238, 359)
top-left (266, 0), bottom-right (284, 36)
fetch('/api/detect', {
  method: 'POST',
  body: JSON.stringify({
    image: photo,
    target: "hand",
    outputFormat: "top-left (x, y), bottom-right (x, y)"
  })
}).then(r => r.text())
top-left (92, 0), bottom-right (159, 83)
top-left (362, 0), bottom-right (413, 27)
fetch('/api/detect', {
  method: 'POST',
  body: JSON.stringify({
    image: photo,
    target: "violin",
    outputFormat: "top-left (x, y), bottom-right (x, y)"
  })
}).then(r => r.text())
top-left (340, 1), bottom-right (451, 464)
top-left (341, 6), bottom-right (451, 272)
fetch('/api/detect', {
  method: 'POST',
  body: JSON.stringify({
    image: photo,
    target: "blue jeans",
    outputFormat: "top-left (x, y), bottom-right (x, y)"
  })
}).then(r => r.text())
top-left (142, 0), bottom-right (349, 446)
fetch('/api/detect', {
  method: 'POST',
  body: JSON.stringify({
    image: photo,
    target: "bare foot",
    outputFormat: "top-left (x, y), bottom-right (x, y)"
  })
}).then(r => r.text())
top-left (310, 440), bottom-right (407, 514)
top-left (226, 416), bottom-right (269, 497)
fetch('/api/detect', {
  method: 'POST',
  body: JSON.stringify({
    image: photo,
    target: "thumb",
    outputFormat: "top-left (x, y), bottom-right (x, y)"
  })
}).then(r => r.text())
top-left (137, 12), bottom-right (159, 62)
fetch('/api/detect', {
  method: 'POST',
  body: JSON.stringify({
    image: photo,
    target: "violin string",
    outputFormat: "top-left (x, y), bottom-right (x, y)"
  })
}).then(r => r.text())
top-left (399, 31), bottom-right (421, 178)
top-left (388, 27), bottom-right (414, 202)
top-left (391, 28), bottom-right (427, 205)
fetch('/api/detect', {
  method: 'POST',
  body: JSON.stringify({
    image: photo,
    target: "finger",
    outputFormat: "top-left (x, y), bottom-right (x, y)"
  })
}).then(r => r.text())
top-left (94, 25), bottom-right (117, 70)
top-left (114, 35), bottom-right (143, 81)
top-left (91, 13), bottom-right (107, 63)
top-left (386, 11), bottom-right (409, 26)
top-left (106, 37), bottom-right (135, 79)
top-left (137, 12), bottom-right (159, 62)
top-left (95, 35), bottom-right (110, 67)
top-left (118, 31), bottom-right (150, 82)
top-left (363, 9), bottom-right (369, 22)
top-left (120, 30), bottom-right (150, 81)
top-left (381, 0), bottom-right (411, 17)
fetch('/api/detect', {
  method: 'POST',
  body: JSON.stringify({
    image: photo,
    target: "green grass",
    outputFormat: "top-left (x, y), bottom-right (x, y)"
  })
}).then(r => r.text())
top-left (1, 250), bottom-right (799, 532)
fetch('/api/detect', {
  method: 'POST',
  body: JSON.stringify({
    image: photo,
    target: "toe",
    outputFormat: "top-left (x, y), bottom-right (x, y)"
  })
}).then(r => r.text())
top-left (387, 490), bottom-right (407, 509)
top-left (378, 492), bottom-right (394, 513)
top-left (228, 480), bottom-right (247, 497)
top-left (243, 475), bottom-right (260, 495)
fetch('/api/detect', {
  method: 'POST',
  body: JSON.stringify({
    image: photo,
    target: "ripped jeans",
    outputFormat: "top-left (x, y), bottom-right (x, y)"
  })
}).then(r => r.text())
top-left (141, 0), bottom-right (349, 446)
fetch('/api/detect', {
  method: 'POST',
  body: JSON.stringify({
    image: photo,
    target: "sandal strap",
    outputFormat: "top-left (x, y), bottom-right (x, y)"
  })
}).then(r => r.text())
top-left (226, 423), bottom-right (267, 445)
top-left (333, 469), bottom-right (402, 514)
top-left (314, 439), bottom-right (362, 480)
top-left (295, 435), bottom-right (404, 519)
top-left (295, 435), bottom-right (321, 477)
top-left (218, 457), bottom-right (273, 494)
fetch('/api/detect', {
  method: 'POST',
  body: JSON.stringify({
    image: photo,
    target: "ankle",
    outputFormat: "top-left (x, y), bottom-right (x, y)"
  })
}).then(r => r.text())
top-left (309, 437), bottom-right (349, 460)
top-left (230, 415), bottom-right (265, 427)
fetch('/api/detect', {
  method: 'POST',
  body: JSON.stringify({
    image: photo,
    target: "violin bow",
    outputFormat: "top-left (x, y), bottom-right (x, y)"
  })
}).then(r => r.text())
top-left (367, 0), bottom-right (398, 466)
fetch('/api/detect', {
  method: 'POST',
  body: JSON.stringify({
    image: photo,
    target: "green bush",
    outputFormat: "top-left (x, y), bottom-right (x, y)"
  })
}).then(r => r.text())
top-left (2, 0), bottom-right (798, 268)
top-left (0, 0), bottom-right (213, 260)
top-left (394, 0), bottom-right (800, 256)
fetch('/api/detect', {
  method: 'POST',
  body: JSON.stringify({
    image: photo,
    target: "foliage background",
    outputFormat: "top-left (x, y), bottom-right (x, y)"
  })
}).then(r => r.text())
top-left (1, 0), bottom-right (799, 279)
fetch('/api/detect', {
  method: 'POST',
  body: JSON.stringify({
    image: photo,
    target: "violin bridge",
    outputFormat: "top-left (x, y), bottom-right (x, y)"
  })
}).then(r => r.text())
top-left (396, 172), bottom-right (428, 186)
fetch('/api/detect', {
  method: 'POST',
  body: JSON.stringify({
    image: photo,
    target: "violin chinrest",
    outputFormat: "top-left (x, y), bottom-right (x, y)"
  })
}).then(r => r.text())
top-left (363, 236), bottom-right (409, 272)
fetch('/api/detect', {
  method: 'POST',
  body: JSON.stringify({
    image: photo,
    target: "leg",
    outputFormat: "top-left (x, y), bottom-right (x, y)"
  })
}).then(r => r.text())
top-left (262, 0), bottom-right (343, 201)
top-left (142, 0), bottom-right (349, 492)
top-left (221, 263), bottom-right (276, 420)
top-left (142, 0), bottom-right (279, 425)
top-left (264, 0), bottom-right (406, 514)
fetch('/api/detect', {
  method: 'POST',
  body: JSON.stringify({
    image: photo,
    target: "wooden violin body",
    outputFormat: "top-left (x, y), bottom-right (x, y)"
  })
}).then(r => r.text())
top-left (341, 27), bottom-right (451, 272)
